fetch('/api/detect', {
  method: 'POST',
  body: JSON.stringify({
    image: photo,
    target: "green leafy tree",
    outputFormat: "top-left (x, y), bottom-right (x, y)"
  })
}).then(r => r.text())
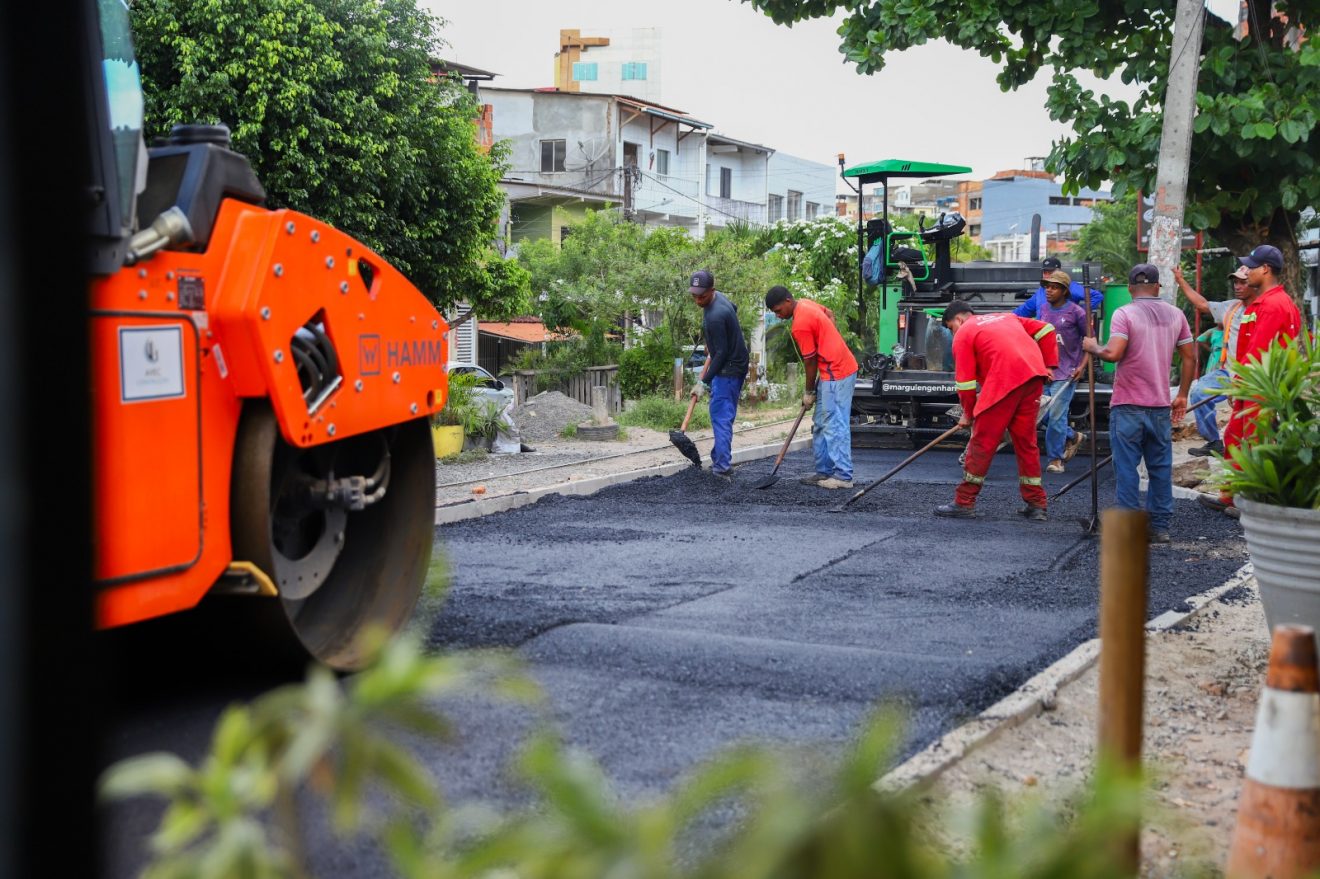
top-left (1075, 192), bottom-right (1142, 281)
top-left (131, 0), bottom-right (529, 317)
top-left (746, 0), bottom-right (1318, 307)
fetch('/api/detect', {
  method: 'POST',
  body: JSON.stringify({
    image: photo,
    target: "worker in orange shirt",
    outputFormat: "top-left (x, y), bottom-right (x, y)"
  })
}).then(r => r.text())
top-left (1201, 245), bottom-right (1303, 517)
top-left (765, 285), bottom-right (859, 489)
top-left (935, 302), bottom-right (1058, 521)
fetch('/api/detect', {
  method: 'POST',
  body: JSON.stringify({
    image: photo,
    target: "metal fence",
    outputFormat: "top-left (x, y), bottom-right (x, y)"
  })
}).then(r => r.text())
top-left (510, 365), bottom-right (621, 414)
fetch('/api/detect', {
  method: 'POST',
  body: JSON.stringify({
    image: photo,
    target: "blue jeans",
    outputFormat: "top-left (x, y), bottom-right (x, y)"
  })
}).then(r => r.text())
top-left (708, 375), bottom-right (744, 473)
top-left (1041, 379), bottom-right (1077, 461)
top-left (1110, 405), bottom-right (1174, 531)
top-left (1190, 367), bottom-right (1230, 443)
top-left (812, 372), bottom-right (856, 481)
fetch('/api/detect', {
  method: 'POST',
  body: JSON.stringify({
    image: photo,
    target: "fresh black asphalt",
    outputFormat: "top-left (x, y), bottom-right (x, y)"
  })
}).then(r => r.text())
top-left (101, 446), bottom-right (1248, 877)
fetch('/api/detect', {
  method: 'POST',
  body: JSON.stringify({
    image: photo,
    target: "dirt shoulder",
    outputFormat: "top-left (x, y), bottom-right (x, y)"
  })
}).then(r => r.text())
top-left (923, 580), bottom-right (1267, 876)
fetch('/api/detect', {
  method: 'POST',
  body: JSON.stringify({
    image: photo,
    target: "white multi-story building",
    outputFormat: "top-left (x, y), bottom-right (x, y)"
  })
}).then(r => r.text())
top-left (484, 86), bottom-right (835, 244)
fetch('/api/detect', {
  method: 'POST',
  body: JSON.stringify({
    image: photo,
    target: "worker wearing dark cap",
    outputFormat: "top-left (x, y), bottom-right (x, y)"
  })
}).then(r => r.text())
top-left (1083, 263), bottom-right (1195, 543)
top-left (1014, 256), bottom-right (1103, 319)
top-left (935, 302), bottom-right (1059, 521)
top-left (689, 270), bottom-right (749, 478)
top-left (1201, 244), bottom-right (1303, 517)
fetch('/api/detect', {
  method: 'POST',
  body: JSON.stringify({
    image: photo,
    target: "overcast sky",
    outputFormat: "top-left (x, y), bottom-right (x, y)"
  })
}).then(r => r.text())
top-left (427, 0), bottom-right (1237, 186)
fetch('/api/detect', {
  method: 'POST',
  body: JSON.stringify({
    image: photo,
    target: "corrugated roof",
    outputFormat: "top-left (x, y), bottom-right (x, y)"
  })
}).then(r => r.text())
top-left (479, 321), bottom-right (552, 344)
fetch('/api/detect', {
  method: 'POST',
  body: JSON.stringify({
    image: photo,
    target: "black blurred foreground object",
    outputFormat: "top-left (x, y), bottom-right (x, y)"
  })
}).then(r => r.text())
top-left (0, 0), bottom-right (98, 875)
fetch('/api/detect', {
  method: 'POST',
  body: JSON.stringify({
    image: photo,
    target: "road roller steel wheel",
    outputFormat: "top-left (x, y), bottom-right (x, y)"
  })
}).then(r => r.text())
top-left (231, 402), bottom-right (434, 671)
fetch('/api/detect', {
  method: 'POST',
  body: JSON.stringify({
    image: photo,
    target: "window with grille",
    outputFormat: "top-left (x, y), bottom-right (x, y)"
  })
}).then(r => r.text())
top-left (656, 148), bottom-right (670, 176)
top-left (540, 139), bottom-right (566, 173)
top-left (806, 202), bottom-right (819, 219)
top-left (787, 190), bottom-right (802, 220)
top-left (768, 194), bottom-right (783, 222)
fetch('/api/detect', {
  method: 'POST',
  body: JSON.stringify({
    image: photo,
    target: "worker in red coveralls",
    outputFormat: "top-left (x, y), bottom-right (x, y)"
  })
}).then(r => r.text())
top-left (1199, 244), bottom-right (1303, 518)
top-left (934, 301), bottom-right (1059, 521)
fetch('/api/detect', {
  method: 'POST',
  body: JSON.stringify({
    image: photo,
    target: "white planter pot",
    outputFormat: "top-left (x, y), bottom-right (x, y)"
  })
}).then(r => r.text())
top-left (1237, 497), bottom-right (1320, 639)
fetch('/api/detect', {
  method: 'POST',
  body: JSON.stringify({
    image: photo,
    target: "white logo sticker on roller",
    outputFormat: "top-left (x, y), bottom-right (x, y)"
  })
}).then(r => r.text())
top-left (1245, 689), bottom-right (1320, 789)
top-left (119, 326), bottom-right (185, 402)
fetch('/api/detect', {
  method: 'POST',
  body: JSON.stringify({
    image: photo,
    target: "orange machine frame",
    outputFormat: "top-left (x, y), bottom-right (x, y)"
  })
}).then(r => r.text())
top-left (91, 200), bottom-right (448, 628)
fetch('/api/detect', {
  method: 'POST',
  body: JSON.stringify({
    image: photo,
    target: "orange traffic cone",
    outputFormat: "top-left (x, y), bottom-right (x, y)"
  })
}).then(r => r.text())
top-left (1226, 624), bottom-right (1320, 878)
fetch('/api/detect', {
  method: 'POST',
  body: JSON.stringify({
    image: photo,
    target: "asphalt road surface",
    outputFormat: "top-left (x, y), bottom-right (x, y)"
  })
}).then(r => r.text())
top-left (101, 446), bottom-right (1247, 877)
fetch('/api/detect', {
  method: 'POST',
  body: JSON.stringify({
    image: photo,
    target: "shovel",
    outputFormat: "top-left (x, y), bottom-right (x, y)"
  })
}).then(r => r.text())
top-left (830, 423), bottom-right (966, 513)
top-left (752, 401), bottom-right (813, 489)
top-left (668, 392), bottom-right (703, 468)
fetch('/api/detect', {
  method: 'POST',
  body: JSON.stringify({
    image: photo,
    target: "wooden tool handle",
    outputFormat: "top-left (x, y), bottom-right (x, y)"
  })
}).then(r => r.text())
top-left (679, 393), bottom-right (700, 432)
top-left (771, 401), bottom-right (811, 470)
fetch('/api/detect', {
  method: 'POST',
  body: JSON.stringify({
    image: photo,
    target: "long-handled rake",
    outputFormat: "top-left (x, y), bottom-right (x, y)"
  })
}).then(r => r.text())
top-left (829, 423), bottom-right (965, 513)
top-left (752, 401), bottom-right (813, 489)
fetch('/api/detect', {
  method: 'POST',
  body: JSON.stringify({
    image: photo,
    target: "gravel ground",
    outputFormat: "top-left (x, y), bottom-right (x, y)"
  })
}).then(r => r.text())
top-left (926, 580), bottom-right (1267, 877)
top-left (510, 390), bottom-right (594, 442)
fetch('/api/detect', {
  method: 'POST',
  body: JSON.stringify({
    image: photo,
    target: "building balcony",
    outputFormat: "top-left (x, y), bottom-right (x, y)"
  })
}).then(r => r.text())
top-left (707, 196), bottom-right (766, 226)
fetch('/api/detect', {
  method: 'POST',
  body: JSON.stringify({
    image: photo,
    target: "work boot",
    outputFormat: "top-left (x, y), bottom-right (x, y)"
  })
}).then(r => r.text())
top-left (1148, 528), bottom-right (1171, 544)
top-left (1063, 431), bottom-right (1086, 461)
top-left (799, 472), bottom-right (829, 485)
top-left (1046, 459), bottom-right (1065, 474)
top-left (1018, 504), bottom-right (1047, 522)
top-left (711, 468), bottom-right (733, 480)
top-left (934, 503), bottom-right (977, 519)
top-left (1188, 440), bottom-right (1224, 458)
top-left (818, 477), bottom-right (854, 490)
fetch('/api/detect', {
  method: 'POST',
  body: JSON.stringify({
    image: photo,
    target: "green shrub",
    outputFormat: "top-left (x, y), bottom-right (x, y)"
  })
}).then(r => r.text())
top-left (619, 333), bottom-right (683, 399)
top-left (618, 394), bottom-right (712, 432)
top-left (101, 633), bottom-right (1158, 879)
top-left (1215, 333), bottom-right (1320, 508)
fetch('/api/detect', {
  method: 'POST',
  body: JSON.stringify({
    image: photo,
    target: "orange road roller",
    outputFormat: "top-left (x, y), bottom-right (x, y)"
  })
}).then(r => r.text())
top-left (89, 110), bottom-right (447, 669)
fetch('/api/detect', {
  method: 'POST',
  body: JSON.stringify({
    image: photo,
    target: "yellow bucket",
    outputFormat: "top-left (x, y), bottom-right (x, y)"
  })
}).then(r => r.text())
top-left (431, 424), bottom-right (464, 458)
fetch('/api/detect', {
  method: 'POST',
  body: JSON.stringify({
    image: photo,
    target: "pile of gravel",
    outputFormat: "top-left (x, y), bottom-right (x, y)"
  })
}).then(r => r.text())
top-left (512, 390), bottom-right (594, 442)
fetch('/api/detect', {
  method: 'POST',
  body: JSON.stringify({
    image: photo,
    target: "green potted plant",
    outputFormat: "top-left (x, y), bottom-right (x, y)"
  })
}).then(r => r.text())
top-left (1215, 332), bottom-right (1320, 637)
top-left (431, 372), bottom-right (480, 458)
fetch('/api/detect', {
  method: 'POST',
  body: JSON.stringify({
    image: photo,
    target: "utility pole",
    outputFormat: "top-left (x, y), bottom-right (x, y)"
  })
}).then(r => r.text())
top-left (1148, 0), bottom-right (1207, 303)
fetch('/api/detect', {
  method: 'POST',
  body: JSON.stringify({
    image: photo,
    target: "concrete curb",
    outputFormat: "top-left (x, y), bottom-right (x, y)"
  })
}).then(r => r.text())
top-left (435, 436), bottom-right (812, 526)
top-left (876, 561), bottom-right (1256, 793)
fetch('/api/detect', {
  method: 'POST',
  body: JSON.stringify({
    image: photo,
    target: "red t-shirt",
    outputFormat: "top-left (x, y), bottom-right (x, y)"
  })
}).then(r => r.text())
top-left (1236, 286), bottom-right (1302, 367)
top-left (790, 299), bottom-right (857, 381)
top-left (953, 313), bottom-right (1056, 416)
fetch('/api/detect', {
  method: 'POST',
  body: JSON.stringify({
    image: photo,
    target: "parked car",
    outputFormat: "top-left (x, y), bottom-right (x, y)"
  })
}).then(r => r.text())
top-left (685, 346), bottom-right (707, 380)
top-left (447, 362), bottom-right (515, 414)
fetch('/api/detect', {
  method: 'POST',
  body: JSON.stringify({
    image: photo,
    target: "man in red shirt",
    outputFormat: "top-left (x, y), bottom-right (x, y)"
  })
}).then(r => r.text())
top-left (935, 302), bottom-right (1059, 520)
top-left (1202, 244), bottom-right (1303, 516)
top-left (765, 286), bottom-right (859, 488)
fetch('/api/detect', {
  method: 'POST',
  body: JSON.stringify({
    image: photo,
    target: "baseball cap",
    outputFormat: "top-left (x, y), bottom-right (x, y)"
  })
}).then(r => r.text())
top-left (1043, 270), bottom-right (1072, 288)
top-left (1128, 263), bottom-right (1160, 285)
top-left (1239, 245), bottom-right (1283, 270)
top-left (1041, 257), bottom-right (1062, 271)
top-left (689, 270), bottom-right (714, 293)
top-left (1228, 265), bottom-right (1250, 281)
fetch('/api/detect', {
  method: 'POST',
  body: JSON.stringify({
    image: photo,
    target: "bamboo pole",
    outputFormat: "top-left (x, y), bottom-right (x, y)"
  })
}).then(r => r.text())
top-left (1098, 506), bottom-right (1149, 873)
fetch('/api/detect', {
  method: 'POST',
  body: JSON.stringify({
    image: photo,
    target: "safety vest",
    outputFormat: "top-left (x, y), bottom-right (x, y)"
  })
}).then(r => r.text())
top-left (1219, 301), bottom-right (1244, 369)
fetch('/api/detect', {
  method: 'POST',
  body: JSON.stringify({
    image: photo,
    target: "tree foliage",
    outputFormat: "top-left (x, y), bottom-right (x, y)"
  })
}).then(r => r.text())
top-left (131, 0), bottom-right (529, 317)
top-left (745, 0), bottom-right (1319, 304)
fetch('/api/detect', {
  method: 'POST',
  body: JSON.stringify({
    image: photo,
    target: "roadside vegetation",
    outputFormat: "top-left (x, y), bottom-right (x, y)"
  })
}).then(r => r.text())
top-left (102, 630), bottom-right (1170, 879)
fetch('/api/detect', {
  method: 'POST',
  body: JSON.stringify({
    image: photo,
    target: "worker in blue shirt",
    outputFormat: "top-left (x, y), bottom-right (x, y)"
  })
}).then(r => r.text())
top-left (1014, 256), bottom-right (1103, 318)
